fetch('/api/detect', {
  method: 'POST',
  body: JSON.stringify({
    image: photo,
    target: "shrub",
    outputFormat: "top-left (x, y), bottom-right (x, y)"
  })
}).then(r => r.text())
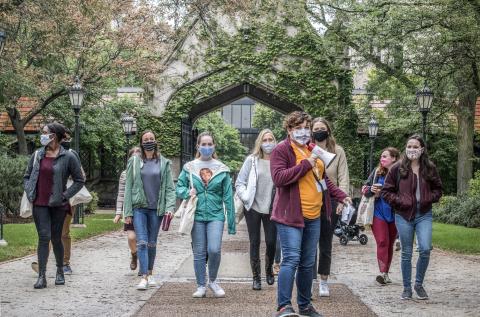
top-left (0, 154), bottom-right (30, 215)
top-left (433, 195), bottom-right (480, 228)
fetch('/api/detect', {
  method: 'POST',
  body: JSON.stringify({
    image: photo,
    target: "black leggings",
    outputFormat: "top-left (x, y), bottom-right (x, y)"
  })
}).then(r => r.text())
top-left (33, 205), bottom-right (67, 272)
top-left (315, 200), bottom-right (339, 276)
top-left (244, 208), bottom-right (277, 275)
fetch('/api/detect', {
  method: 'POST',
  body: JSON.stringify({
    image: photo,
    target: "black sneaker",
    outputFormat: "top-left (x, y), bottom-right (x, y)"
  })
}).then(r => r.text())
top-left (414, 284), bottom-right (429, 300)
top-left (299, 304), bottom-right (323, 317)
top-left (276, 305), bottom-right (299, 317)
top-left (401, 288), bottom-right (412, 300)
top-left (376, 274), bottom-right (387, 286)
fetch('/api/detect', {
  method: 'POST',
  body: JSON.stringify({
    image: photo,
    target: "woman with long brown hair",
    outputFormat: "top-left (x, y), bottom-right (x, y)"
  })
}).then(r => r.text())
top-left (363, 147), bottom-right (400, 285)
top-left (311, 117), bottom-right (350, 297)
top-left (382, 135), bottom-right (442, 300)
top-left (123, 130), bottom-right (176, 290)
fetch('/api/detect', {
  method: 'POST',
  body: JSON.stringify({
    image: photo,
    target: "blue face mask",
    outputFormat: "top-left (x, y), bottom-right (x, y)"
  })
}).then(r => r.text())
top-left (261, 142), bottom-right (275, 154)
top-left (199, 146), bottom-right (215, 158)
top-left (40, 134), bottom-right (53, 146)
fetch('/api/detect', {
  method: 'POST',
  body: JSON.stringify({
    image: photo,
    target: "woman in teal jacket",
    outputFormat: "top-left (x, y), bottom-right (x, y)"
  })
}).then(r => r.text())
top-left (124, 130), bottom-right (176, 291)
top-left (176, 131), bottom-right (236, 299)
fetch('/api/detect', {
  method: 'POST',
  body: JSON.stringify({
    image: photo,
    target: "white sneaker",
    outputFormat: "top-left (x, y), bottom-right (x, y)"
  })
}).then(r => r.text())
top-left (147, 275), bottom-right (158, 288)
top-left (384, 273), bottom-right (392, 284)
top-left (192, 286), bottom-right (207, 298)
top-left (319, 283), bottom-right (330, 297)
top-left (208, 280), bottom-right (225, 298)
top-left (136, 278), bottom-right (148, 290)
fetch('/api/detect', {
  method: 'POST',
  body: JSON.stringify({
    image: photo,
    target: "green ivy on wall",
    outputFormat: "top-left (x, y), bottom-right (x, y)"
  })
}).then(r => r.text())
top-left (151, 6), bottom-right (363, 184)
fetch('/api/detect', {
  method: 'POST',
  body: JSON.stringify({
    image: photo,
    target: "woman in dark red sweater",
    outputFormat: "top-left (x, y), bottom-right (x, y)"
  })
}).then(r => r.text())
top-left (382, 135), bottom-right (442, 300)
top-left (23, 122), bottom-right (84, 289)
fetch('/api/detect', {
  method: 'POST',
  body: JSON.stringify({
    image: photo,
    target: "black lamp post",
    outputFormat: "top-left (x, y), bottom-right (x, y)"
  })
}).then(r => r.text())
top-left (68, 76), bottom-right (86, 226)
top-left (368, 115), bottom-right (379, 174)
top-left (416, 81), bottom-right (434, 142)
top-left (0, 31), bottom-right (6, 247)
top-left (121, 114), bottom-right (135, 165)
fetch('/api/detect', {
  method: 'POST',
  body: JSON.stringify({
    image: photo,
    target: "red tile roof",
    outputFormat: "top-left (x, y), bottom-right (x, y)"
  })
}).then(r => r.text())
top-left (0, 97), bottom-right (43, 133)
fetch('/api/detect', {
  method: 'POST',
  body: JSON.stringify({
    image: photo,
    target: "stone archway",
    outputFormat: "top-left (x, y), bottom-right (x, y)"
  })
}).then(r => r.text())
top-left (179, 81), bottom-right (303, 168)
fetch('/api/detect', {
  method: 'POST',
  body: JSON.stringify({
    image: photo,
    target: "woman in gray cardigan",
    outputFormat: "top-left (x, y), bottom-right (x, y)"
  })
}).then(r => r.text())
top-left (23, 122), bottom-right (84, 289)
top-left (235, 129), bottom-right (277, 290)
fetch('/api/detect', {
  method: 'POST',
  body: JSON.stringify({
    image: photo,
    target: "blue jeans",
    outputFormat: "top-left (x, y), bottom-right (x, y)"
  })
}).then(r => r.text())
top-left (395, 211), bottom-right (432, 289)
top-left (274, 232), bottom-right (281, 264)
top-left (133, 208), bottom-right (162, 275)
top-left (276, 218), bottom-right (321, 310)
top-left (191, 220), bottom-right (224, 287)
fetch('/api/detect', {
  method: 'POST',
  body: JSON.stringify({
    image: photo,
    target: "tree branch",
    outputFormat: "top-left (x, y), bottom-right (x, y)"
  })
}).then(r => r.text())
top-left (22, 88), bottom-right (68, 125)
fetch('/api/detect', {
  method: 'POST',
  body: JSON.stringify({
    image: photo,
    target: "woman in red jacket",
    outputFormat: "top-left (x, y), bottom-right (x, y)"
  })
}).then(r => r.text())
top-left (270, 111), bottom-right (351, 317)
top-left (382, 135), bottom-right (442, 301)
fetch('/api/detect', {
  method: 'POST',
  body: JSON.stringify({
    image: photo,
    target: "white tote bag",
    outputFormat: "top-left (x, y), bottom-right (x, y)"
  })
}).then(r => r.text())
top-left (20, 151), bottom-right (39, 218)
top-left (177, 167), bottom-right (198, 235)
top-left (234, 193), bottom-right (245, 224)
top-left (67, 179), bottom-right (92, 206)
top-left (356, 168), bottom-right (379, 227)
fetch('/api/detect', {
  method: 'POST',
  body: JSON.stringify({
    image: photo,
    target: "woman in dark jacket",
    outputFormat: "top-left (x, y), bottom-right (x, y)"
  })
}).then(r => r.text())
top-left (382, 135), bottom-right (442, 300)
top-left (23, 122), bottom-right (84, 289)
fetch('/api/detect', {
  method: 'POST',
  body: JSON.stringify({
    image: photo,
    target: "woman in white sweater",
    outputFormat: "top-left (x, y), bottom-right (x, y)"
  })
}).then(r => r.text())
top-left (235, 129), bottom-right (277, 291)
top-left (114, 146), bottom-right (141, 272)
top-left (311, 117), bottom-right (350, 297)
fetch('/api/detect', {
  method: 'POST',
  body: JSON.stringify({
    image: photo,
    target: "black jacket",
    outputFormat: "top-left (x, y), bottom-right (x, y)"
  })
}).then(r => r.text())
top-left (23, 146), bottom-right (84, 207)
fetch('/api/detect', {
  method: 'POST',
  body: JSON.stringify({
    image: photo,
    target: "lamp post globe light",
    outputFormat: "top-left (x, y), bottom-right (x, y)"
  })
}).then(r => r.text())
top-left (68, 76), bottom-right (86, 227)
top-left (416, 81), bottom-right (434, 141)
top-left (368, 115), bottom-right (379, 174)
top-left (0, 31), bottom-right (6, 247)
top-left (121, 113), bottom-right (135, 165)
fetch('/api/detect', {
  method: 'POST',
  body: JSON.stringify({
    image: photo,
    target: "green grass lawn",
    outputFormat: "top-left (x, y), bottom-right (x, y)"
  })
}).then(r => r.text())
top-left (433, 222), bottom-right (480, 254)
top-left (0, 213), bottom-right (121, 263)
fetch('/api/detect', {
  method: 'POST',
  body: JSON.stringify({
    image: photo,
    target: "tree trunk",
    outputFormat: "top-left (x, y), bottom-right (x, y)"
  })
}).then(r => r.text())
top-left (6, 106), bottom-right (28, 155)
top-left (456, 92), bottom-right (477, 195)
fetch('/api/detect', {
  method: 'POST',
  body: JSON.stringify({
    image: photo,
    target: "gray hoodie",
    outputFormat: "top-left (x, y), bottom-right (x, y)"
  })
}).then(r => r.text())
top-left (23, 146), bottom-right (84, 207)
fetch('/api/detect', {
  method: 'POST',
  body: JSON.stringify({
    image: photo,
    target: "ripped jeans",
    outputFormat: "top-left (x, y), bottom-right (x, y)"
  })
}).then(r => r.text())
top-left (133, 208), bottom-right (162, 275)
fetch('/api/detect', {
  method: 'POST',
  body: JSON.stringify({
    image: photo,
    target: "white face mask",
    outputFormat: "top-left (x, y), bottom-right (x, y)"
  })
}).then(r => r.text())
top-left (291, 128), bottom-right (310, 145)
top-left (406, 148), bottom-right (423, 160)
top-left (261, 142), bottom-right (275, 154)
top-left (40, 133), bottom-right (53, 146)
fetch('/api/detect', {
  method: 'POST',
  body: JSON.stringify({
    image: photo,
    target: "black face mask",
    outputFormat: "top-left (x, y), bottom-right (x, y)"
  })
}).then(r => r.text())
top-left (142, 141), bottom-right (157, 152)
top-left (313, 130), bottom-right (329, 142)
top-left (61, 141), bottom-right (71, 150)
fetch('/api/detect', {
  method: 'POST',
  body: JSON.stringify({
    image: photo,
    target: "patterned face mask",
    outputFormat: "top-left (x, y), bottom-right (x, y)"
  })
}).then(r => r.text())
top-left (406, 148), bottom-right (423, 160)
top-left (292, 128), bottom-right (310, 145)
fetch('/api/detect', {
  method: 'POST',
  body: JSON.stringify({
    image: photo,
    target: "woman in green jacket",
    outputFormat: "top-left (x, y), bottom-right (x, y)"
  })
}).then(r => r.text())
top-left (124, 130), bottom-right (176, 290)
top-left (176, 131), bottom-right (236, 298)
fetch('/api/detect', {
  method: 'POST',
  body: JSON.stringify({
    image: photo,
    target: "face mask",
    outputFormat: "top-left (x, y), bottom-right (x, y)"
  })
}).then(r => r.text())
top-left (61, 141), bottom-right (71, 150)
top-left (312, 130), bottom-right (329, 142)
top-left (142, 141), bottom-right (157, 152)
top-left (292, 128), bottom-right (310, 145)
top-left (261, 142), bottom-right (275, 154)
top-left (406, 148), bottom-right (423, 160)
top-left (40, 134), bottom-right (53, 146)
top-left (380, 157), bottom-right (393, 167)
top-left (199, 146), bottom-right (215, 158)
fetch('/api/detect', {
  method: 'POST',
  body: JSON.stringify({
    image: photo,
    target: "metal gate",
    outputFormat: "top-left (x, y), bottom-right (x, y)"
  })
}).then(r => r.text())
top-left (181, 118), bottom-right (197, 168)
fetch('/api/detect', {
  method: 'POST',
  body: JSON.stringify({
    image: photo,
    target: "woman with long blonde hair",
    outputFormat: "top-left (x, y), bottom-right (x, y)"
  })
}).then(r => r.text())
top-left (236, 129), bottom-right (278, 290)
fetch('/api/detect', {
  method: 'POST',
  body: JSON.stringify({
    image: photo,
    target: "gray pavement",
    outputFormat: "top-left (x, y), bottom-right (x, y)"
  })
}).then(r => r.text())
top-left (0, 218), bottom-right (479, 317)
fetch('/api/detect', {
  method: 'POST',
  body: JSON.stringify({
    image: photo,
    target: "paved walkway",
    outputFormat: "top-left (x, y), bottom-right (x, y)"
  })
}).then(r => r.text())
top-left (0, 216), bottom-right (479, 317)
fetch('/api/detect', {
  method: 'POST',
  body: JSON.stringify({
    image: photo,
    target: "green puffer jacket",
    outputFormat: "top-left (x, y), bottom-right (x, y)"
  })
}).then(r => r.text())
top-left (123, 155), bottom-right (176, 217)
top-left (176, 160), bottom-right (236, 235)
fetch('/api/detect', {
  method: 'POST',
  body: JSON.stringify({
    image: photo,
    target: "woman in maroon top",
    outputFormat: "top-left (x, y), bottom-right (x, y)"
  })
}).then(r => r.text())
top-left (23, 122), bottom-right (84, 289)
